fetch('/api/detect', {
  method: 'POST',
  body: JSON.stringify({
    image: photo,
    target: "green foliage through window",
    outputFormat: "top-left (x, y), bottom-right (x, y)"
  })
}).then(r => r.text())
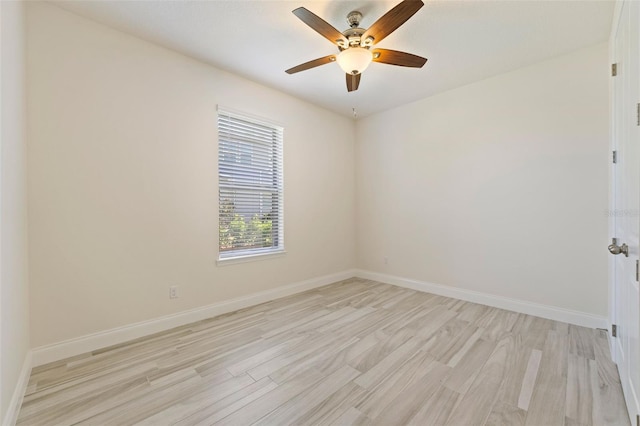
top-left (219, 198), bottom-right (274, 252)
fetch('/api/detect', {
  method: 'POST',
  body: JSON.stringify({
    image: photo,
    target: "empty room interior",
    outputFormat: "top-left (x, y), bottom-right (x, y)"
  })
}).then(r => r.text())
top-left (2, 0), bottom-right (640, 425)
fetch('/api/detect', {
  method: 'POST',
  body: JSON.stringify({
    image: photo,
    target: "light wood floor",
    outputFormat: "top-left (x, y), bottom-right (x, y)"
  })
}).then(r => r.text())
top-left (18, 278), bottom-right (629, 426)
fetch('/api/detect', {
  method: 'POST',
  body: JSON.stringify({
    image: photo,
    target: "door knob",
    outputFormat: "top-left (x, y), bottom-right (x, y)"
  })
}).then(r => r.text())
top-left (608, 238), bottom-right (629, 257)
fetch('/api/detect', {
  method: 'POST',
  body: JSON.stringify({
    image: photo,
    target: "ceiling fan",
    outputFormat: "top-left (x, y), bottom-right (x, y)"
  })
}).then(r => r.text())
top-left (285, 0), bottom-right (427, 92)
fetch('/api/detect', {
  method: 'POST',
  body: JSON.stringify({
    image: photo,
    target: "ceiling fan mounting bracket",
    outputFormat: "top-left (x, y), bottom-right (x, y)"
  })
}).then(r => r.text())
top-left (347, 11), bottom-right (362, 28)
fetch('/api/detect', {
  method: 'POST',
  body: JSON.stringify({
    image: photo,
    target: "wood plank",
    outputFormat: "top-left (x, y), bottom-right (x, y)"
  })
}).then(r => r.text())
top-left (372, 361), bottom-right (451, 425)
top-left (485, 401), bottom-right (526, 426)
top-left (356, 350), bottom-right (439, 420)
top-left (348, 328), bottom-right (414, 373)
top-left (421, 318), bottom-right (473, 362)
top-left (252, 365), bottom-right (361, 425)
top-left (245, 333), bottom-right (349, 380)
top-left (512, 314), bottom-right (553, 351)
top-left (590, 356), bottom-right (630, 426)
top-left (517, 348), bottom-right (541, 411)
top-left (267, 336), bottom-right (360, 384)
top-left (569, 325), bottom-right (596, 360)
top-left (565, 354), bottom-right (594, 425)
top-left (445, 335), bottom-right (514, 426)
top-left (407, 385), bottom-right (460, 425)
top-left (443, 338), bottom-right (496, 394)
top-left (524, 330), bottom-right (569, 426)
top-left (353, 337), bottom-right (422, 389)
top-left (329, 407), bottom-right (369, 426)
top-left (294, 382), bottom-right (369, 425)
top-left (140, 376), bottom-right (275, 425)
top-left (211, 369), bottom-right (325, 426)
top-left (446, 327), bottom-right (485, 367)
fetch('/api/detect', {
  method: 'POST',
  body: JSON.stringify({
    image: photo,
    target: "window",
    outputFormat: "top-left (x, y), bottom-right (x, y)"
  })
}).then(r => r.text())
top-left (217, 107), bottom-right (284, 260)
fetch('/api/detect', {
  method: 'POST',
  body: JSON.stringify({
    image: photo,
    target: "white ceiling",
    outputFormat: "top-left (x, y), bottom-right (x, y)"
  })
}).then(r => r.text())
top-left (52, 0), bottom-right (614, 119)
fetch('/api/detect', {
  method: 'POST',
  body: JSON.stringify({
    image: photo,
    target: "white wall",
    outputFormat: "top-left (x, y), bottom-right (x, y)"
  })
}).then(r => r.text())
top-left (356, 43), bottom-right (609, 317)
top-left (26, 1), bottom-right (609, 352)
top-left (1, 0), bottom-right (30, 422)
top-left (27, 2), bottom-right (356, 348)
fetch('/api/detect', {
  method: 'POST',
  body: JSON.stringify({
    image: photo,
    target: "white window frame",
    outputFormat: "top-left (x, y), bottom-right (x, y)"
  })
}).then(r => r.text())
top-left (217, 106), bottom-right (284, 263)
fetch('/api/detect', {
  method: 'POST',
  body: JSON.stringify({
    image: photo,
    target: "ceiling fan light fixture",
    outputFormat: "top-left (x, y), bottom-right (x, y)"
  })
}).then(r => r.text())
top-left (336, 47), bottom-right (373, 75)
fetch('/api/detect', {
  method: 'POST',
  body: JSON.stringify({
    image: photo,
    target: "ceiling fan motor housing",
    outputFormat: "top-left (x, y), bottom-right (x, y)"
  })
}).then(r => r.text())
top-left (343, 27), bottom-right (366, 48)
top-left (343, 11), bottom-right (375, 48)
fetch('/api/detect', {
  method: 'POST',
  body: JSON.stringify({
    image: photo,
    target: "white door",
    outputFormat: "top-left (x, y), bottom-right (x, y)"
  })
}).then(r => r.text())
top-left (611, 1), bottom-right (640, 423)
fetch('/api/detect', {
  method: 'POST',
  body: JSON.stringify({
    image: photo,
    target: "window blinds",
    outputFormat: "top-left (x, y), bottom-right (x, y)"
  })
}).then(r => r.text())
top-left (217, 107), bottom-right (284, 259)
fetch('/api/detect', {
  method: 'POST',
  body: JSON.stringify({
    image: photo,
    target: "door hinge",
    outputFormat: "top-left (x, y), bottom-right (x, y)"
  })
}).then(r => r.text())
top-left (612, 63), bottom-right (618, 76)
top-left (612, 324), bottom-right (618, 337)
top-left (636, 260), bottom-right (639, 281)
top-left (637, 103), bottom-right (640, 126)
top-left (613, 150), bottom-right (618, 164)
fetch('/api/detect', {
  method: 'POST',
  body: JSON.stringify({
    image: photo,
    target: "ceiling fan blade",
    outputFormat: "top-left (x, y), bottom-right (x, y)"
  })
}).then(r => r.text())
top-left (372, 49), bottom-right (427, 68)
top-left (346, 73), bottom-right (361, 92)
top-left (286, 55), bottom-right (337, 74)
top-left (362, 0), bottom-right (424, 46)
top-left (292, 7), bottom-right (348, 47)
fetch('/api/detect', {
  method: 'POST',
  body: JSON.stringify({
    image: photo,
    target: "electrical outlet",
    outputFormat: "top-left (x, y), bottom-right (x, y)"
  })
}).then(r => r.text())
top-left (169, 286), bottom-right (179, 299)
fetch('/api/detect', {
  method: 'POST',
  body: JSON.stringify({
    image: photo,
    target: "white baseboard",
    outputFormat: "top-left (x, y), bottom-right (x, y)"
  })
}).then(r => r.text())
top-left (3, 351), bottom-right (32, 426)
top-left (31, 268), bottom-right (607, 367)
top-left (356, 269), bottom-right (608, 329)
top-left (31, 269), bottom-right (357, 367)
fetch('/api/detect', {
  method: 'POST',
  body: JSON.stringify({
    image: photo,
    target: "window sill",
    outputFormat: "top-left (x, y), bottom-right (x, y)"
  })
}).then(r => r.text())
top-left (216, 250), bottom-right (287, 266)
